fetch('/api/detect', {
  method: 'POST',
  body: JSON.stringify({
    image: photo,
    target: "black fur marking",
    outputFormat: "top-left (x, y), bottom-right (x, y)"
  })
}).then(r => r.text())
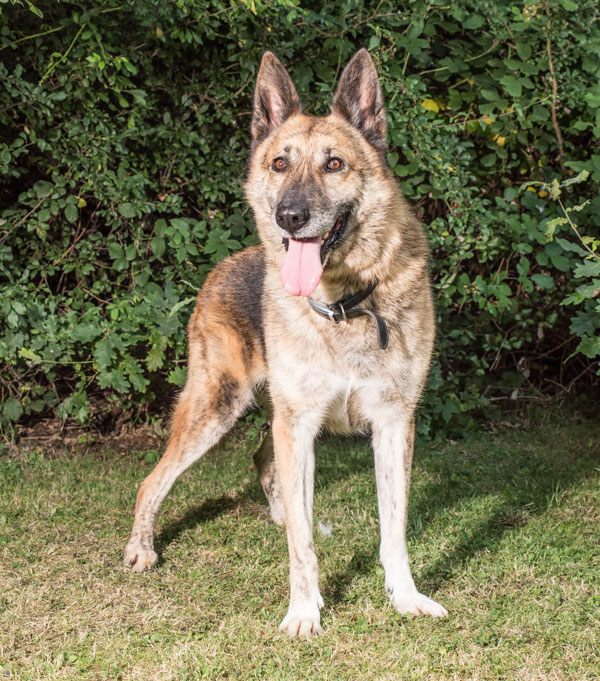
top-left (216, 374), bottom-right (240, 412)
top-left (229, 248), bottom-right (265, 349)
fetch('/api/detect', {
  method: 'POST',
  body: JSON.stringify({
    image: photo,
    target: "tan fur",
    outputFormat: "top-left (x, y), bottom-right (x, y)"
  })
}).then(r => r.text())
top-left (124, 49), bottom-right (447, 635)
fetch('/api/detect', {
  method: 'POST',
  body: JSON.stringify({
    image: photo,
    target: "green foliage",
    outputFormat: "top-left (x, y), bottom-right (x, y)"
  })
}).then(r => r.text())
top-left (530, 171), bottom-right (600, 371)
top-left (0, 0), bottom-right (598, 435)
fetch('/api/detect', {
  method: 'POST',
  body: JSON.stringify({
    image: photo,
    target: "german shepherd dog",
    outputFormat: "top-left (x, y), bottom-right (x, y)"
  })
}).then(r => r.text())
top-left (124, 48), bottom-right (447, 636)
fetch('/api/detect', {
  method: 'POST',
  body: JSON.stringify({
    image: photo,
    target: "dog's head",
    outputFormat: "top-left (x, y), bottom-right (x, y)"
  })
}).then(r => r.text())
top-left (245, 49), bottom-right (397, 297)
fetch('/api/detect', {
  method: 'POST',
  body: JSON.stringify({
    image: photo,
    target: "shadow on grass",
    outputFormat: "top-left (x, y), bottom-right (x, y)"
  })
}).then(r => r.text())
top-left (155, 494), bottom-right (247, 555)
top-left (154, 433), bottom-right (376, 557)
top-left (413, 430), bottom-right (599, 594)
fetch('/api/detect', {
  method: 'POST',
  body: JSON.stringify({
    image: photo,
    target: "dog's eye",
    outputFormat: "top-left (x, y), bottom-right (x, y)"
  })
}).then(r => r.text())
top-left (326, 158), bottom-right (343, 172)
top-left (272, 157), bottom-right (288, 172)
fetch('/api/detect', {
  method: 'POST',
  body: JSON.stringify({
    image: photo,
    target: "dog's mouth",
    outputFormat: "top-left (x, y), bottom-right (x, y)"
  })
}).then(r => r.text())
top-left (279, 210), bottom-right (351, 297)
top-left (281, 211), bottom-right (350, 260)
top-left (319, 210), bottom-right (351, 260)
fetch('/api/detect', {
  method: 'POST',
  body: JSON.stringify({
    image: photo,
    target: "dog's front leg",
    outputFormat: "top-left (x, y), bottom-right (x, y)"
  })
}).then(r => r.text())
top-left (372, 411), bottom-right (448, 618)
top-left (272, 410), bottom-right (323, 637)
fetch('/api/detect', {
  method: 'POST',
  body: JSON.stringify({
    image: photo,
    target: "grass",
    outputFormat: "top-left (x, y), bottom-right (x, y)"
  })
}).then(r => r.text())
top-left (1, 417), bottom-right (599, 680)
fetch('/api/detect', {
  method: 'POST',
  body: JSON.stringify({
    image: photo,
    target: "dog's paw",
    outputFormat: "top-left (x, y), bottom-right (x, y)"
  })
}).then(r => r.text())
top-left (390, 588), bottom-right (448, 618)
top-left (123, 542), bottom-right (158, 572)
top-left (279, 602), bottom-right (322, 637)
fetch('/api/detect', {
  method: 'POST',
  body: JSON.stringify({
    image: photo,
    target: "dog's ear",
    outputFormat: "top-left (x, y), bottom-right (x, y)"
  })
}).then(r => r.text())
top-left (331, 48), bottom-right (387, 150)
top-left (251, 52), bottom-right (302, 143)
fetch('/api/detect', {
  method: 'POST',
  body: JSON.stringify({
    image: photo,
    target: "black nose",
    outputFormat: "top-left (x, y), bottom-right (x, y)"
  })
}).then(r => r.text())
top-left (276, 202), bottom-right (310, 234)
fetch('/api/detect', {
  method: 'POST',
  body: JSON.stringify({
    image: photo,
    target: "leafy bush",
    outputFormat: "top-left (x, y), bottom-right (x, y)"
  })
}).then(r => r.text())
top-left (1, 0), bottom-right (598, 436)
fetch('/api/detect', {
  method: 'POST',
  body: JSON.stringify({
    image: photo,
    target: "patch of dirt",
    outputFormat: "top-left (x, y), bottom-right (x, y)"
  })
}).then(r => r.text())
top-left (9, 418), bottom-right (167, 456)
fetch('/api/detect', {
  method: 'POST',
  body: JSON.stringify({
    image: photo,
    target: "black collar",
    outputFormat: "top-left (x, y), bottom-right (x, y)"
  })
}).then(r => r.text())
top-left (307, 280), bottom-right (389, 349)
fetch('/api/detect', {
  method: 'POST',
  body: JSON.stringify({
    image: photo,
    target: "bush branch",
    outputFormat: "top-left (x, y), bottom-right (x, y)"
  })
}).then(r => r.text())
top-left (544, 0), bottom-right (564, 163)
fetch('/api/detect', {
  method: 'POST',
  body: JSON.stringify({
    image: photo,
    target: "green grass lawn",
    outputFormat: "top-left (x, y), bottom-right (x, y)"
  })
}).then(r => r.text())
top-left (1, 418), bottom-right (599, 680)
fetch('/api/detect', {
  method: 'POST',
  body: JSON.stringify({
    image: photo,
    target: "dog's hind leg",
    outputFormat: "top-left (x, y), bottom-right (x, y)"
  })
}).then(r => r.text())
top-left (251, 392), bottom-right (284, 526)
top-left (124, 246), bottom-right (267, 572)
top-left (123, 373), bottom-right (254, 572)
top-left (253, 430), bottom-right (285, 526)
top-left (124, 303), bottom-right (265, 572)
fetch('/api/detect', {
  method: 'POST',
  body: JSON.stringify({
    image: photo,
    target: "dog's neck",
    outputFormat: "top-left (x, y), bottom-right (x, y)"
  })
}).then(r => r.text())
top-left (307, 280), bottom-right (389, 349)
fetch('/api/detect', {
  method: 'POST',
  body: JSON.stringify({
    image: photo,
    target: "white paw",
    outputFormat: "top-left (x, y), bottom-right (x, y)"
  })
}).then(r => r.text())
top-left (390, 587), bottom-right (448, 618)
top-left (123, 542), bottom-right (158, 572)
top-left (279, 601), bottom-right (322, 637)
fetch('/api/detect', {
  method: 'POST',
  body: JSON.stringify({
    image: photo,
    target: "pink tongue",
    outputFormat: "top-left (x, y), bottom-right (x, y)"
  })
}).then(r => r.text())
top-left (280, 236), bottom-right (323, 297)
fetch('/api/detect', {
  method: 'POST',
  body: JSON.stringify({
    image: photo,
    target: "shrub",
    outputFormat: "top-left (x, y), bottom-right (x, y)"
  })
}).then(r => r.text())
top-left (1, 0), bottom-right (598, 436)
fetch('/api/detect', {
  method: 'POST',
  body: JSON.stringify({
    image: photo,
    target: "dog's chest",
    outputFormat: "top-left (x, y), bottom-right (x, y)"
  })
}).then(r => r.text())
top-left (312, 356), bottom-right (402, 434)
top-left (265, 292), bottom-right (427, 430)
top-left (325, 384), bottom-right (369, 434)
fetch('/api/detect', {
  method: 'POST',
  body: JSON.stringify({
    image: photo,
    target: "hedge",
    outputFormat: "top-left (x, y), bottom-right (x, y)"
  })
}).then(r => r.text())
top-left (1, 0), bottom-right (599, 437)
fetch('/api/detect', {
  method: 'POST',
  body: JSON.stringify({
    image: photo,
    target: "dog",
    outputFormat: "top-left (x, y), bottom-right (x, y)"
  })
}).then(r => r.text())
top-left (124, 48), bottom-right (447, 636)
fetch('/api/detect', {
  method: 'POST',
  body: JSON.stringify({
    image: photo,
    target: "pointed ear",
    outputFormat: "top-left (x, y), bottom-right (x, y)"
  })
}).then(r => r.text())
top-left (251, 52), bottom-right (302, 143)
top-left (331, 48), bottom-right (387, 150)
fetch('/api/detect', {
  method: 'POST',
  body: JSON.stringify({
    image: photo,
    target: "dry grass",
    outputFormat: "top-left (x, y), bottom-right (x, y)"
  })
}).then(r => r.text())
top-left (1, 419), bottom-right (599, 680)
